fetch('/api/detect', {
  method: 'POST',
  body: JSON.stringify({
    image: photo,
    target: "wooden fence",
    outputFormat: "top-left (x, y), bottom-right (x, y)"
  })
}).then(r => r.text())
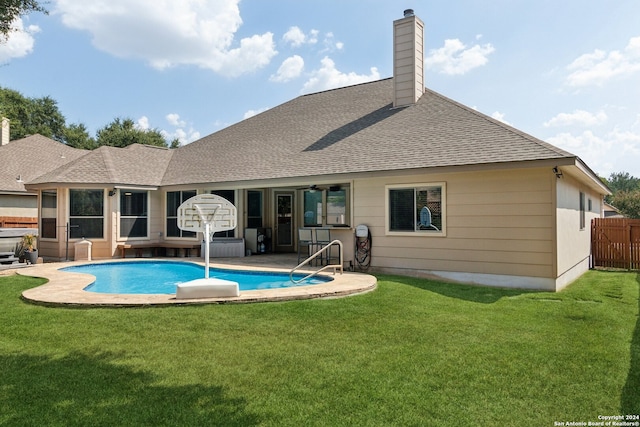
top-left (591, 218), bottom-right (640, 270)
top-left (0, 216), bottom-right (38, 228)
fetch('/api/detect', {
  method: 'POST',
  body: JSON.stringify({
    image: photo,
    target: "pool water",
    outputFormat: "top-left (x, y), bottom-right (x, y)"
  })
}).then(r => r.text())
top-left (62, 261), bottom-right (331, 294)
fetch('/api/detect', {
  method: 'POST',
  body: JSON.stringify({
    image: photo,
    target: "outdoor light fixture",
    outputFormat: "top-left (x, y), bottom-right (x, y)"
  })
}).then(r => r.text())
top-left (553, 167), bottom-right (563, 178)
top-left (108, 189), bottom-right (116, 197)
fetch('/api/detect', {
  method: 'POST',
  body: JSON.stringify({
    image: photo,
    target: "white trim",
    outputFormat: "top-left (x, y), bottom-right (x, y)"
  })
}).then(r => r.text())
top-left (117, 189), bottom-right (150, 240)
top-left (114, 185), bottom-right (158, 191)
top-left (385, 182), bottom-right (447, 237)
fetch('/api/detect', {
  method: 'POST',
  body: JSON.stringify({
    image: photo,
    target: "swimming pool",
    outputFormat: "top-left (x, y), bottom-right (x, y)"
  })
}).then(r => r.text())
top-left (62, 261), bottom-right (332, 295)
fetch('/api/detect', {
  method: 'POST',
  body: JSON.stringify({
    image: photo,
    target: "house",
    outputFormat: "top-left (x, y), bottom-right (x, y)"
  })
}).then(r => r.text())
top-left (0, 127), bottom-right (85, 228)
top-left (20, 10), bottom-right (609, 291)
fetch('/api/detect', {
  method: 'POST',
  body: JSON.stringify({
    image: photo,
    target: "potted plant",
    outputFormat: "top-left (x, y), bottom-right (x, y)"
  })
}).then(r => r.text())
top-left (13, 240), bottom-right (25, 263)
top-left (22, 233), bottom-right (38, 264)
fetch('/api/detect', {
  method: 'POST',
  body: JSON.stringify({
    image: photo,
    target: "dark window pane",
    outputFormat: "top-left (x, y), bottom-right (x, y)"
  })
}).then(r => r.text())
top-left (167, 191), bottom-right (179, 216)
top-left (120, 217), bottom-right (147, 238)
top-left (247, 190), bottom-right (263, 227)
top-left (167, 218), bottom-right (180, 237)
top-left (211, 190), bottom-right (234, 204)
top-left (70, 190), bottom-right (103, 216)
top-left (41, 218), bottom-right (56, 239)
top-left (182, 190), bottom-right (197, 203)
top-left (389, 189), bottom-right (414, 231)
top-left (70, 218), bottom-right (103, 239)
top-left (120, 191), bottom-right (147, 216)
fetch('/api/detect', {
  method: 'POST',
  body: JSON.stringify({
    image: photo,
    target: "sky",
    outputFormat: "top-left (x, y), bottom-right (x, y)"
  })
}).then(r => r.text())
top-left (1, 0), bottom-right (639, 179)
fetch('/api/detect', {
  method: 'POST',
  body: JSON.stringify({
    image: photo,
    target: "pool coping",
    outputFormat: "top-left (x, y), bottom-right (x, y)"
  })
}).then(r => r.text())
top-left (18, 258), bottom-right (377, 307)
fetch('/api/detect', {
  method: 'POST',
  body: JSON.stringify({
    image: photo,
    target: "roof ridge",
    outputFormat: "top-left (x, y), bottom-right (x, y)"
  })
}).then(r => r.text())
top-left (422, 87), bottom-right (577, 159)
top-left (301, 77), bottom-right (393, 98)
top-left (97, 146), bottom-right (118, 183)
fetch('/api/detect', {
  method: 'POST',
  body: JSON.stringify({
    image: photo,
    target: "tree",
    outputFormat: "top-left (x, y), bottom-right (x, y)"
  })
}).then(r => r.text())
top-left (609, 191), bottom-right (640, 219)
top-left (1, 86), bottom-right (179, 149)
top-left (0, 87), bottom-right (66, 142)
top-left (64, 123), bottom-right (97, 149)
top-left (96, 118), bottom-right (171, 148)
top-left (604, 172), bottom-right (640, 219)
top-left (0, 0), bottom-right (47, 42)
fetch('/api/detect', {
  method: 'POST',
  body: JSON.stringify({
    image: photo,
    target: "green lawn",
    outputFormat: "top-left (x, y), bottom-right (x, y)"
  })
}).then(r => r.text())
top-left (0, 270), bottom-right (638, 426)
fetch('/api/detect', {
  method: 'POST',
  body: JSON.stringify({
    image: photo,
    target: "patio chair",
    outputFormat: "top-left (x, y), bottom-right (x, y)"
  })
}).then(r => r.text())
top-left (297, 228), bottom-right (313, 264)
top-left (314, 228), bottom-right (333, 266)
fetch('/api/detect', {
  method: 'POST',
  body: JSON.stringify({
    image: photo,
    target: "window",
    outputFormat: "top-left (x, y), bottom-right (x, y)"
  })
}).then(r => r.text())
top-left (580, 192), bottom-right (586, 230)
top-left (120, 190), bottom-right (148, 238)
top-left (41, 190), bottom-right (57, 239)
top-left (69, 189), bottom-right (104, 239)
top-left (166, 190), bottom-right (197, 238)
top-left (247, 190), bottom-right (263, 228)
top-left (303, 191), bottom-right (323, 226)
top-left (302, 186), bottom-right (349, 227)
top-left (211, 190), bottom-right (235, 238)
top-left (327, 189), bottom-right (347, 226)
top-left (388, 183), bottom-right (444, 234)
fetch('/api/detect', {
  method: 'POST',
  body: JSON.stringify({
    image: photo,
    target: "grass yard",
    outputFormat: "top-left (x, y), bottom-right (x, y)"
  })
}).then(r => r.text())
top-left (0, 270), bottom-right (638, 426)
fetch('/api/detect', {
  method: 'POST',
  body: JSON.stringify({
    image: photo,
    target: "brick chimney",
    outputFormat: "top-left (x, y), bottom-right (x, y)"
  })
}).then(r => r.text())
top-left (393, 9), bottom-right (425, 108)
top-left (1, 117), bottom-right (9, 145)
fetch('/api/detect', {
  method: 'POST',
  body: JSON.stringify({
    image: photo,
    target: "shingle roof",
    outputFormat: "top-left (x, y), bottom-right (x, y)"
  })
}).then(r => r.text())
top-left (28, 143), bottom-right (174, 187)
top-left (0, 135), bottom-right (86, 192)
top-left (161, 78), bottom-right (576, 186)
top-left (18, 78), bottom-right (581, 190)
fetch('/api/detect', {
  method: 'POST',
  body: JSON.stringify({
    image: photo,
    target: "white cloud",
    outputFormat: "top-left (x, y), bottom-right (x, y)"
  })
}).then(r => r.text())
top-left (566, 36), bottom-right (640, 87)
top-left (0, 18), bottom-right (40, 63)
top-left (166, 113), bottom-right (186, 127)
top-left (547, 128), bottom-right (640, 176)
top-left (243, 107), bottom-right (269, 119)
top-left (161, 114), bottom-right (200, 145)
top-left (283, 26), bottom-right (306, 47)
top-left (270, 55), bottom-right (304, 83)
top-left (54, 0), bottom-right (277, 76)
top-left (135, 116), bottom-right (150, 130)
top-left (301, 56), bottom-right (380, 93)
top-left (544, 110), bottom-right (608, 127)
top-left (137, 114), bottom-right (199, 145)
top-left (491, 112), bottom-right (511, 125)
top-left (282, 26), bottom-right (319, 48)
top-left (426, 38), bottom-right (495, 75)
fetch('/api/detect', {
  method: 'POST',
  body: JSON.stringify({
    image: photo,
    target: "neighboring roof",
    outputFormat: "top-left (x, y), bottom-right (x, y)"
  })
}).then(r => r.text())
top-left (0, 134), bottom-right (86, 193)
top-left (161, 78), bottom-right (578, 186)
top-left (28, 143), bottom-right (174, 187)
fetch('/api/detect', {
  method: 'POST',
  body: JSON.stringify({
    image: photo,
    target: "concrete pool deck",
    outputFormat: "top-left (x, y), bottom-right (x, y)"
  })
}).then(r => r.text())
top-left (14, 255), bottom-right (377, 307)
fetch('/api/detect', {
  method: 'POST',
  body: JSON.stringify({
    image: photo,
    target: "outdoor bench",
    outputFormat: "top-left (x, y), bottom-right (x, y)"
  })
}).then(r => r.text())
top-left (117, 242), bottom-right (201, 258)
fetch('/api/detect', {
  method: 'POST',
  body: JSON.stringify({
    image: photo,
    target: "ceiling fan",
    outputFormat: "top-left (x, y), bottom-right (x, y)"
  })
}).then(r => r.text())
top-left (296, 184), bottom-right (341, 192)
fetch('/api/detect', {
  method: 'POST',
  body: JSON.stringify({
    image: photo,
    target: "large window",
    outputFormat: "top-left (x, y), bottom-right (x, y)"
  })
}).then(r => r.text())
top-left (211, 190), bottom-right (235, 238)
top-left (69, 189), bottom-right (104, 239)
top-left (40, 190), bottom-right (57, 239)
top-left (247, 190), bottom-right (263, 228)
top-left (302, 186), bottom-right (349, 227)
top-left (166, 190), bottom-right (197, 238)
top-left (120, 190), bottom-right (148, 238)
top-left (388, 183), bottom-right (445, 234)
top-left (303, 191), bottom-right (323, 226)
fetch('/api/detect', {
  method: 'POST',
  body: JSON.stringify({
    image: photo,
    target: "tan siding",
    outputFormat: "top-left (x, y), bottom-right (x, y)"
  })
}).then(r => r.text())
top-left (352, 168), bottom-right (555, 281)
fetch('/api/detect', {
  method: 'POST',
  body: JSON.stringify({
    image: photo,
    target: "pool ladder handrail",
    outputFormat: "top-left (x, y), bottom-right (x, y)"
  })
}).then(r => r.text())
top-left (289, 239), bottom-right (343, 284)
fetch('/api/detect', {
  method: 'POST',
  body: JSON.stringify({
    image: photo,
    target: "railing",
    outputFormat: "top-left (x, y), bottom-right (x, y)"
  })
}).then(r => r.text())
top-left (289, 239), bottom-right (343, 284)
